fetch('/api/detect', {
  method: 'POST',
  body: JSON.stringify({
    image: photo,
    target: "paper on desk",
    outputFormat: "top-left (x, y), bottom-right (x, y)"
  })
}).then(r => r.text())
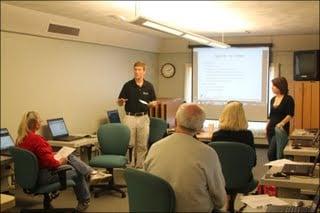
top-left (54, 146), bottom-right (75, 161)
top-left (241, 195), bottom-right (288, 208)
top-left (264, 159), bottom-right (307, 167)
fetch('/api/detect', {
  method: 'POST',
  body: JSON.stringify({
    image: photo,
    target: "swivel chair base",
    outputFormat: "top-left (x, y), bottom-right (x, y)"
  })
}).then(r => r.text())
top-left (91, 182), bottom-right (126, 198)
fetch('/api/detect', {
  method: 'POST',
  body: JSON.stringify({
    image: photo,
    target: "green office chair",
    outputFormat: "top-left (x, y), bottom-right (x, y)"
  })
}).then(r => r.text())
top-left (148, 117), bottom-right (168, 148)
top-left (208, 141), bottom-right (258, 213)
top-left (9, 147), bottom-right (76, 211)
top-left (124, 168), bottom-right (175, 212)
top-left (128, 117), bottom-right (167, 164)
top-left (89, 123), bottom-right (130, 198)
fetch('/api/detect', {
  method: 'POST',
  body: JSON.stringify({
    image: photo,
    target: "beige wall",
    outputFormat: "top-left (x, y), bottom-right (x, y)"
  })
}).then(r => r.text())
top-left (158, 34), bottom-right (320, 98)
top-left (1, 3), bottom-right (162, 53)
top-left (1, 31), bottom-right (158, 139)
top-left (158, 53), bottom-right (191, 98)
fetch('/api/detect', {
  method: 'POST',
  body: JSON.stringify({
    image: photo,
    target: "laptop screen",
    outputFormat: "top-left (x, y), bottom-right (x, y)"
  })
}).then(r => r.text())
top-left (47, 118), bottom-right (69, 137)
top-left (107, 110), bottom-right (121, 123)
top-left (0, 128), bottom-right (15, 151)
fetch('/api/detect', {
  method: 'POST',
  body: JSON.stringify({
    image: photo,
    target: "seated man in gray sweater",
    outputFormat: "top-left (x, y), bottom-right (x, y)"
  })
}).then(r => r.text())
top-left (144, 103), bottom-right (227, 212)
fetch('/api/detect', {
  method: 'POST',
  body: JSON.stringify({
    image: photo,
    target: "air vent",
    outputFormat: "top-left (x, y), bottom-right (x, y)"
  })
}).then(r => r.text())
top-left (48, 23), bottom-right (80, 36)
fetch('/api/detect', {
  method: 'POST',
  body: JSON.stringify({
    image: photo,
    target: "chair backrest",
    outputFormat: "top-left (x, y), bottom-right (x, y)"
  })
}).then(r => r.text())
top-left (9, 147), bottom-right (39, 191)
top-left (97, 123), bottom-right (130, 155)
top-left (149, 117), bottom-right (167, 147)
top-left (208, 141), bottom-right (256, 192)
top-left (124, 168), bottom-right (175, 212)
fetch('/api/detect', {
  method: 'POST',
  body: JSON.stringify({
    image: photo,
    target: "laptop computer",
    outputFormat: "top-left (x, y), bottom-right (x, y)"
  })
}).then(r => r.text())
top-left (291, 128), bottom-right (320, 140)
top-left (292, 130), bottom-right (320, 147)
top-left (47, 118), bottom-right (84, 141)
top-left (281, 153), bottom-right (319, 176)
top-left (107, 110), bottom-right (121, 123)
top-left (266, 186), bottom-right (320, 213)
top-left (0, 128), bottom-right (15, 156)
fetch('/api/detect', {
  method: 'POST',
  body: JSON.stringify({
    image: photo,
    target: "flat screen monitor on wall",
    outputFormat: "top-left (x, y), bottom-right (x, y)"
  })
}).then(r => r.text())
top-left (192, 46), bottom-right (270, 121)
top-left (294, 50), bottom-right (320, 81)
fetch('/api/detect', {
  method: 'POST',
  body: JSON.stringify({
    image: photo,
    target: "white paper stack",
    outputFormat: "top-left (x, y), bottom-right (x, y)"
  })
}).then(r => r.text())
top-left (241, 195), bottom-right (288, 208)
top-left (54, 146), bottom-right (76, 161)
top-left (264, 159), bottom-right (312, 167)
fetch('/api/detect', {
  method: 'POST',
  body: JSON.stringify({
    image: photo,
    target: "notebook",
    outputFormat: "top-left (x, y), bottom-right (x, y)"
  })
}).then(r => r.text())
top-left (107, 110), bottom-right (121, 123)
top-left (281, 153), bottom-right (319, 176)
top-left (0, 128), bottom-right (15, 155)
top-left (47, 118), bottom-right (84, 141)
top-left (266, 186), bottom-right (320, 213)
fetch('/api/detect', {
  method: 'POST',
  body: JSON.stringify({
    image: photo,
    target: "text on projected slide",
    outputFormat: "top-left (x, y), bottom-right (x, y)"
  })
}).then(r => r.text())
top-left (197, 48), bottom-right (264, 102)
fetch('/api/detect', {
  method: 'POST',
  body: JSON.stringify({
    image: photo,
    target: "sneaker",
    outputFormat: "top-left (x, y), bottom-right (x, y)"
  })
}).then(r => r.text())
top-left (76, 199), bottom-right (90, 212)
top-left (89, 171), bottom-right (112, 184)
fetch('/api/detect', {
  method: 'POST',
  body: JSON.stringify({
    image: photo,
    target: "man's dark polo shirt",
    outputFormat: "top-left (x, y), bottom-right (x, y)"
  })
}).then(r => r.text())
top-left (118, 79), bottom-right (156, 113)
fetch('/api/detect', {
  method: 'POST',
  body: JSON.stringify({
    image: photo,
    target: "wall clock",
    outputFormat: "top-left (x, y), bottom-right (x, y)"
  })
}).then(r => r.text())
top-left (161, 63), bottom-right (176, 78)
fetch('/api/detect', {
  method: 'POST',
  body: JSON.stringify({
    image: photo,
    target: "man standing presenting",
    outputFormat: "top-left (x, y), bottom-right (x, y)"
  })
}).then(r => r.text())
top-left (118, 61), bottom-right (157, 168)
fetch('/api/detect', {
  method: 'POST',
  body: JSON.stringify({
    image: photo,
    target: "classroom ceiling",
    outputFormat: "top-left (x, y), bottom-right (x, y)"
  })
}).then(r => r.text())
top-left (4, 1), bottom-right (320, 38)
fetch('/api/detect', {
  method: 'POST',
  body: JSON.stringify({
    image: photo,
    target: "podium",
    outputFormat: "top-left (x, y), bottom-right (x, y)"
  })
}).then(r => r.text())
top-left (149, 98), bottom-right (184, 128)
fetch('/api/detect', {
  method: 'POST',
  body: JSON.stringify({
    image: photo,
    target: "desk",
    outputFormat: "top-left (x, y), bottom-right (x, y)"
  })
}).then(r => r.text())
top-left (260, 166), bottom-right (319, 198)
top-left (195, 131), bottom-right (267, 144)
top-left (0, 156), bottom-right (14, 193)
top-left (284, 140), bottom-right (319, 162)
top-left (0, 194), bottom-right (15, 211)
top-left (237, 196), bottom-right (312, 212)
top-left (196, 131), bottom-right (213, 143)
top-left (0, 155), bottom-right (12, 166)
top-left (48, 136), bottom-right (98, 163)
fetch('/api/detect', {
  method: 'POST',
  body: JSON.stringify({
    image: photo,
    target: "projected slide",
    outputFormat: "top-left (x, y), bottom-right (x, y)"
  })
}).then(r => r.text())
top-left (198, 48), bottom-right (263, 102)
top-left (193, 47), bottom-right (270, 121)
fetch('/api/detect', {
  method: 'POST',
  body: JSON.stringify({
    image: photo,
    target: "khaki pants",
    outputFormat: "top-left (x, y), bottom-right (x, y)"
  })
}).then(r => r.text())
top-left (123, 114), bottom-right (150, 168)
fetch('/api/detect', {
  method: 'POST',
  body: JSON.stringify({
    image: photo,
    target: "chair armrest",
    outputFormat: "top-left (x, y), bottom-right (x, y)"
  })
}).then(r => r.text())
top-left (53, 165), bottom-right (72, 190)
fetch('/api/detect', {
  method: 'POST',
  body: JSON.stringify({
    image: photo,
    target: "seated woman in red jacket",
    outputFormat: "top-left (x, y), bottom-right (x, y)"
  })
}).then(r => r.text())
top-left (16, 111), bottom-right (107, 211)
top-left (211, 101), bottom-right (256, 166)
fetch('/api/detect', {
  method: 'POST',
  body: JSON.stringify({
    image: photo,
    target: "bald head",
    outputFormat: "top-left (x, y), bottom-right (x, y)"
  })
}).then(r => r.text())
top-left (176, 103), bottom-right (206, 134)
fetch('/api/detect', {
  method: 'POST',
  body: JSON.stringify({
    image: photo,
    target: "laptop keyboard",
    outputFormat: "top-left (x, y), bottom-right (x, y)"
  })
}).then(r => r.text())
top-left (56, 135), bottom-right (83, 141)
top-left (285, 206), bottom-right (309, 212)
top-left (267, 205), bottom-right (309, 213)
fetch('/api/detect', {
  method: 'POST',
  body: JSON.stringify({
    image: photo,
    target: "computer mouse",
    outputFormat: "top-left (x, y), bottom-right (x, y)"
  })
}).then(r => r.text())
top-left (273, 172), bottom-right (287, 177)
top-left (297, 201), bottom-right (304, 207)
top-left (292, 145), bottom-right (301, 149)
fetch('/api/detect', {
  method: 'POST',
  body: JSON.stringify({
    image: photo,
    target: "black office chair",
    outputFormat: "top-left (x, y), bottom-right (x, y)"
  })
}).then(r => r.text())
top-left (9, 147), bottom-right (76, 212)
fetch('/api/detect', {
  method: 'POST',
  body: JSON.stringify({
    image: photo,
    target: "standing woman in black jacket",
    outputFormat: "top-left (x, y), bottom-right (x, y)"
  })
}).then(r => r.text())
top-left (266, 77), bottom-right (295, 161)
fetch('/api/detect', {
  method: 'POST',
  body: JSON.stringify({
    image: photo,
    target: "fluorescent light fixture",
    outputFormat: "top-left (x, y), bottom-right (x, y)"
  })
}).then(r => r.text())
top-left (130, 16), bottom-right (230, 48)
top-left (182, 33), bottom-right (210, 44)
top-left (209, 41), bottom-right (230, 48)
top-left (143, 21), bottom-right (183, 36)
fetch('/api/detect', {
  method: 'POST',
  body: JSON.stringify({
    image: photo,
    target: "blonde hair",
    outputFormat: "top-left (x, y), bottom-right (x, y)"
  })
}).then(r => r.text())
top-left (219, 101), bottom-right (248, 131)
top-left (16, 111), bottom-right (40, 145)
top-left (133, 61), bottom-right (146, 70)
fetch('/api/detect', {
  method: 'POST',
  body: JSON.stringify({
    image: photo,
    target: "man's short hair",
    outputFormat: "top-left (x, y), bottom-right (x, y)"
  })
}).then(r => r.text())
top-left (134, 61), bottom-right (146, 70)
top-left (176, 103), bottom-right (206, 133)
